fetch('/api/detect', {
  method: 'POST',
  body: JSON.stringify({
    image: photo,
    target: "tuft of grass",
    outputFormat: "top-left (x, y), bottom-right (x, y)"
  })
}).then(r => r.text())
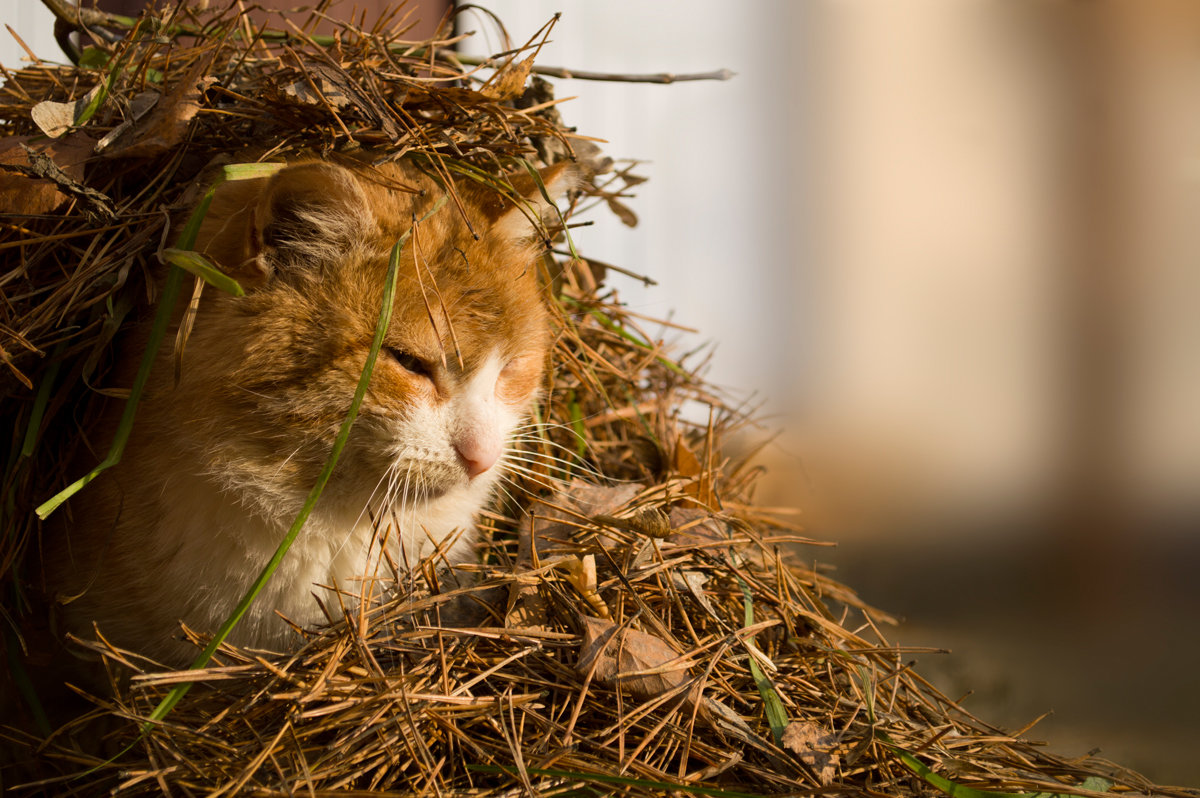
top-left (740, 578), bottom-right (788, 745)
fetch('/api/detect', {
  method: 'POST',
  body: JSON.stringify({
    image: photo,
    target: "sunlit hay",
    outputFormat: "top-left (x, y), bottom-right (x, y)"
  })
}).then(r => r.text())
top-left (0, 4), bottom-right (1190, 797)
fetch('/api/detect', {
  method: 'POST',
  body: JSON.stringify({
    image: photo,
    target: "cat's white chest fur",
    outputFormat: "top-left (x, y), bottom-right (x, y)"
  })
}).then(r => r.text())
top-left (149, 350), bottom-right (515, 656)
top-left (154, 469), bottom-right (486, 655)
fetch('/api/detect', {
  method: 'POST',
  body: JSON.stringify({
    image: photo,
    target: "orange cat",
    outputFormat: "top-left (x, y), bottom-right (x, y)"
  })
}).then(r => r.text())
top-left (53, 157), bottom-right (573, 664)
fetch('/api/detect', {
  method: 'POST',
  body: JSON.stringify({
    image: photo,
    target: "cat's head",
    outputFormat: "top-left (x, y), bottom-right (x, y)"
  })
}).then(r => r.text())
top-left (180, 158), bottom-right (574, 528)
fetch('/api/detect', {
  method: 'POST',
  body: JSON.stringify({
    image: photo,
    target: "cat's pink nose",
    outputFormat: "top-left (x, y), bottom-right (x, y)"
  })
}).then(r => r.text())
top-left (455, 438), bottom-right (499, 479)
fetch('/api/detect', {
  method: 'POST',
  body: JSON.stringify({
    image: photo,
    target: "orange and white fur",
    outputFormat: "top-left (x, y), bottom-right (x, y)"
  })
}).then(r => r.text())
top-left (54, 158), bottom-right (573, 665)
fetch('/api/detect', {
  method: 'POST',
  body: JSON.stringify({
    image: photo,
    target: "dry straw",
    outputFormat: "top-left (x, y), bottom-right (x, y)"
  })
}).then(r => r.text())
top-left (0, 3), bottom-right (1191, 796)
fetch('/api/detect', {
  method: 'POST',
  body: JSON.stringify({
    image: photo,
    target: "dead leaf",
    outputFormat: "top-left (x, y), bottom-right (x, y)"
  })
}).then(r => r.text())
top-left (673, 569), bottom-right (718, 618)
top-left (666, 508), bottom-right (735, 547)
top-left (672, 439), bottom-right (702, 478)
top-left (606, 196), bottom-right (639, 228)
top-left (129, 90), bottom-right (160, 121)
top-left (0, 137), bottom-right (110, 220)
top-left (517, 480), bottom-right (641, 566)
top-left (282, 77), bottom-right (351, 109)
top-left (30, 85), bottom-right (101, 138)
top-left (671, 440), bottom-right (720, 507)
top-left (95, 90), bottom-right (165, 152)
top-left (696, 695), bottom-right (755, 739)
top-left (30, 100), bottom-right (78, 139)
top-left (481, 55), bottom-right (535, 101)
top-left (305, 62), bottom-right (400, 139)
top-left (504, 578), bottom-right (550, 630)
top-left (557, 554), bottom-right (609, 618)
top-left (0, 135), bottom-right (90, 215)
top-left (782, 720), bottom-right (841, 786)
top-left (100, 66), bottom-right (215, 158)
top-left (575, 615), bottom-right (690, 698)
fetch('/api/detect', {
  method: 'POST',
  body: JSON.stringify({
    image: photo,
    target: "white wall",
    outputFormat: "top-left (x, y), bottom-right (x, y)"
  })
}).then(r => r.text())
top-left (1, 4), bottom-right (61, 67)
top-left (457, 2), bottom-right (801, 407)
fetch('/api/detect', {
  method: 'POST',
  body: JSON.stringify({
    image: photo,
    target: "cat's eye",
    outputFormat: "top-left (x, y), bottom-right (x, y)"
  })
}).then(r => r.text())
top-left (386, 347), bottom-right (432, 379)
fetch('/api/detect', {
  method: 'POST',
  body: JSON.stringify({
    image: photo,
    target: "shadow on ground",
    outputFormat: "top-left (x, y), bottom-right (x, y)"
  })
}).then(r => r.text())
top-left (816, 531), bottom-right (1200, 788)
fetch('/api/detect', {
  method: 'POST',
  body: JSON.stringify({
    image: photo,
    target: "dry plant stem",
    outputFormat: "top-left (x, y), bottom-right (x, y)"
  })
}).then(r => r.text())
top-left (39, 0), bottom-right (136, 32)
top-left (494, 63), bottom-right (735, 84)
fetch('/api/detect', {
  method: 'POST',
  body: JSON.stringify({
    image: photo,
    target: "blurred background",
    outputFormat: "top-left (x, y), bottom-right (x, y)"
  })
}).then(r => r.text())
top-left (3, 0), bottom-right (1197, 785)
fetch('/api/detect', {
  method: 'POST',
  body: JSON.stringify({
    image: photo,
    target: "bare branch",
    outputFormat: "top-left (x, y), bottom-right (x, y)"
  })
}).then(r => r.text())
top-left (39, 0), bottom-right (136, 31)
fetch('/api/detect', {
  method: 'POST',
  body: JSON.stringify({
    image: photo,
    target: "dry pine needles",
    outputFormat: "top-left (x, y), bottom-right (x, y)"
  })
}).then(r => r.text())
top-left (0, 3), bottom-right (1192, 797)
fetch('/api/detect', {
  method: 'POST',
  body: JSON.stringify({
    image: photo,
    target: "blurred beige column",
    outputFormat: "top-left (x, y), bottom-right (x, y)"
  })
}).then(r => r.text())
top-left (800, 0), bottom-right (1067, 536)
top-left (1098, 1), bottom-right (1200, 528)
top-left (798, 0), bottom-right (1200, 548)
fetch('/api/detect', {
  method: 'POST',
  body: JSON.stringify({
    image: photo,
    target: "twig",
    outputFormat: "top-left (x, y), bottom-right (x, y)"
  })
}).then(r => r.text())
top-left (527, 64), bottom-right (734, 84)
top-left (455, 52), bottom-right (735, 84)
top-left (39, 0), bottom-right (136, 33)
top-left (38, 1), bottom-right (735, 84)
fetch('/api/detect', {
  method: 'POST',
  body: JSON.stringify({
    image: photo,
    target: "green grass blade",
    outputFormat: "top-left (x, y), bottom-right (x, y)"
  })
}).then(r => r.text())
top-left (34, 265), bottom-right (184, 519)
top-left (35, 163), bottom-right (280, 520)
top-left (1076, 777), bottom-right (1115, 793)
top-left (567, 391), bottom-right (587, 460)
top-left (4, 627), bottom-right (51, 737)
top-left (75, 18), bottom-right (142, 127)
top-left (219, 162), bottom-right (286, 181)
top-left (738, 579), bottom-right (788, 744)
top-left (885, 733), bottom-right (1112, 798)
top-left (160, 249), bottom-right (244, 296)
top-left (890, 746), bottom-right (1027, 798)
top-left (559, 296), bottom-right (687, 377)
top-left (19, 343), bottom-right (65, 459)
top-left (857, 663), bottom-right (876, 724)
top-left (143, 193), bottom-right (447, 727)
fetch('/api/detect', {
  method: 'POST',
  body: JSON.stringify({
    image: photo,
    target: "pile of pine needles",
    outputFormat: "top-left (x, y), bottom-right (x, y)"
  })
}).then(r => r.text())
top-left (0, 3), bottom-right (1194, 796)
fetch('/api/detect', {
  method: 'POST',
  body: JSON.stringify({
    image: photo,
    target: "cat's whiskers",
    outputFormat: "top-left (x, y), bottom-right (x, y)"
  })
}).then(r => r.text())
top-left (396, 462), bottom-right (418, 570)
top-left (508, 424), bottom-right (606, 462)
top-left (347, 465), bottom-right (394, 534)
top-left (232, 384), bottom-right (275, 401)
top-left (502, 449), bottom-right (607, 484)
top-left (497, 463), bottom-right (569, 496)
top-left (263, 442), bottom-right (308, 483)
top-left (492, 476), bottom-right (522, 509)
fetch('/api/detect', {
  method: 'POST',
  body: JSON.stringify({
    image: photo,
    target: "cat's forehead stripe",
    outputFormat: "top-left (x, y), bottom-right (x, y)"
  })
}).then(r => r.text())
top-left (464, 351), bottom-right (504, 397)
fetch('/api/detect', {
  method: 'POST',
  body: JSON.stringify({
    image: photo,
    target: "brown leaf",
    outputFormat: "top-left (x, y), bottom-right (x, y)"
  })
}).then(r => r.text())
top-left (671, 440), bottom-right (720, 507)
top-left (0, 135), bottom-right (104, 218)
top-left (665, 507), bottom-right (736, 549)
top-left (606, 196), bottom-right (639, 228)
top-left (101, 66), bottom-right (215, 159)
top-left (517, 480), bottom-right (641, 566)
top-left (282, 77), bottom-right (351, 109)
top-left (575, 616), bottom-right (690, 698)
top-left (29, 84), bottom-right (101, 138)
top-left (481, 55), bottom-right (535, 101)
top-left (30, 100), bottom-right (79, 139)
top-left (558, 554), bottom-right (609, 618)
top-left (782, 720), bottom-right (841, 786)
top-left (504, 580), bottom-right (550, 630)
top-left (672, 439), bottom-right (702, 478)
top-left (673, 569), bottom-right (718, 618)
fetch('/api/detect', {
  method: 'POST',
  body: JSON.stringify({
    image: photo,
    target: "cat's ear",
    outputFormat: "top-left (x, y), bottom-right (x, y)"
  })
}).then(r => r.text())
top-left (491, 161), bottom-right (579, 242)
top-left (247, 162), bottom-right (371, 282)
